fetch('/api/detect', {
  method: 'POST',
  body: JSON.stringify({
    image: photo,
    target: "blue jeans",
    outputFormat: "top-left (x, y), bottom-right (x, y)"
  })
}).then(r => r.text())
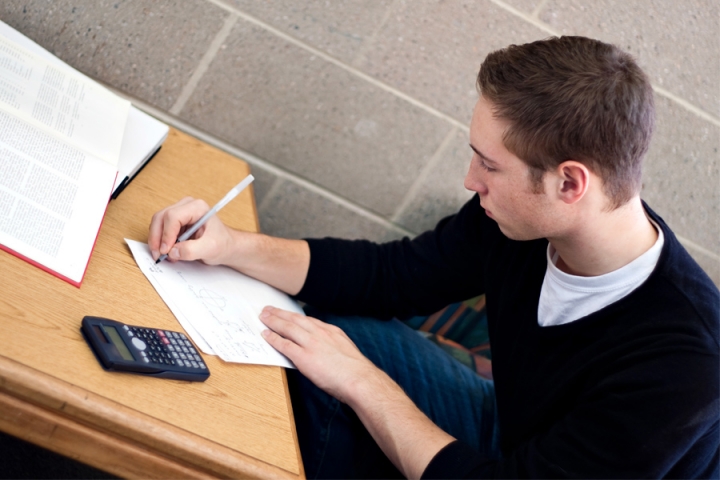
top-left (288, 307), bottom-right (501, 479)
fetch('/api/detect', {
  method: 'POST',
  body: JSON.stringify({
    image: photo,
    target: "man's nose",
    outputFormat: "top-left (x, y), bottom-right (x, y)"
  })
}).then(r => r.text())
top-left (464, 163), bottom-right (488, 195)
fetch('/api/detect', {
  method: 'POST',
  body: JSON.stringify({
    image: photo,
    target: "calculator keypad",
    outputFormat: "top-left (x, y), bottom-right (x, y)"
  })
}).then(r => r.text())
top-left (128, 327), bottom-right (207, 370)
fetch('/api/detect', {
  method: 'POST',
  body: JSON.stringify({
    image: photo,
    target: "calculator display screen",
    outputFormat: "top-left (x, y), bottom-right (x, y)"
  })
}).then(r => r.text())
top-left (102, 325), bottom-right (134, 361)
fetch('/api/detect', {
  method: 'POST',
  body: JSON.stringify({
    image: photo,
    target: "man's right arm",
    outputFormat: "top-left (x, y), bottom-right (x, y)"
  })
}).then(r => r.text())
top-left (149, 193), bottom-right (492, 319)
top-left (147, 196), bottom-right (310, 295)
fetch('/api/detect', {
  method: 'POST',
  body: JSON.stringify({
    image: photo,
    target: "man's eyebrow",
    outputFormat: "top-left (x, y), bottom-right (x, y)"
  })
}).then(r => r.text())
top-left (469, 144), bottom-right (499, 166)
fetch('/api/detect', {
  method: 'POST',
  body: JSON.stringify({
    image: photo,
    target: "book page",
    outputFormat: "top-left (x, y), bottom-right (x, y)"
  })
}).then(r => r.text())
top-left (0, 21), bottom-right (169, 194)
top-left (126, 239), bottom-right (300, 369)
top-left (0, 110), bottom-right (116, 284)
top-left (0, 35), bottom-right (129, 166)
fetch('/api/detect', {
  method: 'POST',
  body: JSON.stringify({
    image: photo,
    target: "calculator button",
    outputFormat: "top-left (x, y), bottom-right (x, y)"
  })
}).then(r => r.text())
top-left (171, 352), bottom-right (179, 359)
top-left (181, 346), bottom-right (189, 353)
top-left (179, 353), bottom-right (187, 360)
top-left (131, 337), bottom-right (146, 350)
top-left (191, 361), bottom-right (199, 368)
top-left (193, 354), bottom-right (201, 362)
top-left (169, 338), bottom-right (178, 345)
top-left (199, 363), bottom-right (206, 370)
top-left (161, 337), bottom-right (170, 345)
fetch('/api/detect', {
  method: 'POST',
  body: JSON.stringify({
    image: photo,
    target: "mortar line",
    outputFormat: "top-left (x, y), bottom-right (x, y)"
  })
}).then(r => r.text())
top-left (487, 0), bottom-right (558, 35)
top-left (390, 126), bottom-right (459, 223)
top-left (531, 0), bottom-right (552, 19)
top-left (350, 0), bottom-right (400, 67)
top-left (676, 236), bottom-right (720, 262)
top-left (126, 96), bottom-right (417, 238)
top-left (203, 0), bottom-right (468, 131)
top-left (652, 86), bottom-right (720, 128)
top-left (169, 12), bottom-right (238, 115)
top-left (257, 176), bottom-right (284, 214)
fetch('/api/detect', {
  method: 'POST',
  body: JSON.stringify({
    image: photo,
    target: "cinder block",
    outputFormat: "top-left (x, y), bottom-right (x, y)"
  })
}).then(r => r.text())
top-left (179, 19), bottom-right (449, 218)
top-left (258, 179), bottom-right (392, 242)
top-left (394, 129), bottom-right (475, 234)
top-left (642, 96), bottom-right (719, 257)
top-left (353, 0), bottom-right (550, 124)
top-left (215, 0), bottom-right (395, 64)
top-left (0, 0), bottom-right (229, 110)
top-left (540, 0), bottom-right (720, 117)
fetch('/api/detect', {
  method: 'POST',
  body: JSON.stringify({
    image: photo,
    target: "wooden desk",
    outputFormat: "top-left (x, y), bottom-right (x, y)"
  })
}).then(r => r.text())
top-left (0, 128), bottom-right (304, 479)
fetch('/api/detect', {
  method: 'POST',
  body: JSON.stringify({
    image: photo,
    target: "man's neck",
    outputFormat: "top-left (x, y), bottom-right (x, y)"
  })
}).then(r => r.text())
top-left (550, 198), bottom-right (658, 277)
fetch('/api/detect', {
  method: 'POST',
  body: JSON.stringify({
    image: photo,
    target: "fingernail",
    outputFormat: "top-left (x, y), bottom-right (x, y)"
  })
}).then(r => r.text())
top-left (261, 330), bottom-right (269, 338)
top-left (169, 247), bottom-right (179, 260)
top-left (259, 310), bottom-right (268, 319)
top-left (160, 242), bottom-right (168, 254)
top-left (151, 250), bottom-right (159, 260)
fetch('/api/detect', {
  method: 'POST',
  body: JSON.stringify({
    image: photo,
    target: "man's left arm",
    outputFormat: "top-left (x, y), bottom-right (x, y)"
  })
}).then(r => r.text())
top-left (259, 306), bottom-right (455, 479)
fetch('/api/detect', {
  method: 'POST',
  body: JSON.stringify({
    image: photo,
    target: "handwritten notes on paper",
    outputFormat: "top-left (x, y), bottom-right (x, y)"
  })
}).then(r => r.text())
top-left (126, 239), bottom-right (297, 369)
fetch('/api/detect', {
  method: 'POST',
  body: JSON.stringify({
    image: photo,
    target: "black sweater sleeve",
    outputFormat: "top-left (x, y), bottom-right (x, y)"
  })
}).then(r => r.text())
top-left (295, 194), bottom-right (497, 319)
top-left (421, 441), bottom-right (495, 479)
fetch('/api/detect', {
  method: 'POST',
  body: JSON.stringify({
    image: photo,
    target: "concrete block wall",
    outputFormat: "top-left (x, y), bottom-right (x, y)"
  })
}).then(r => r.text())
top-left (1, 0), bottom-right (717, 285)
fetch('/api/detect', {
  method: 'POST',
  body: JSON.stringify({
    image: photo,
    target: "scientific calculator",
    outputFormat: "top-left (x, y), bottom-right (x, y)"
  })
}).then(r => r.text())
top-left (81, 316), bottom-right (210, 382)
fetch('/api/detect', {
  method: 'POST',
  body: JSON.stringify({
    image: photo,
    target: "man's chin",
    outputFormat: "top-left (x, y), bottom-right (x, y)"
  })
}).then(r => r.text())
top-left (496, 222), bottom-right (542, 242)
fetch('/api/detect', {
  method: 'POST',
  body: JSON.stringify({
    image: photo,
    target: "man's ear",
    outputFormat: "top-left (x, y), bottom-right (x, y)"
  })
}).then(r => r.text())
top-left (555, 161), bottom-right (590, 205)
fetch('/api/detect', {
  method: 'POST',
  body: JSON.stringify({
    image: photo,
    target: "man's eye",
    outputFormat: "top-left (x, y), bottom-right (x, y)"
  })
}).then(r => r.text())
top-left (480, 160), bottom-right (495, 172)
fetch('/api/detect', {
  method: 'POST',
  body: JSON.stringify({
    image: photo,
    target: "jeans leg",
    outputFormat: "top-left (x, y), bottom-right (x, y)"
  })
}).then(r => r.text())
top-left (289, 308), bottom-right (501, 479)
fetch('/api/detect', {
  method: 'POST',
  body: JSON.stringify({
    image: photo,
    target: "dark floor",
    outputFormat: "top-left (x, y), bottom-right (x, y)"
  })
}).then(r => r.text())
top-left (0, 430), bottom-right (116, 480)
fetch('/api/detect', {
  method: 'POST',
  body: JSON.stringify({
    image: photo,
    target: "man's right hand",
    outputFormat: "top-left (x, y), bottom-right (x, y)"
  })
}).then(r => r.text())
top-left (148, 196), bottom-right (236, 265)
top-left (147, 197), bottom-right (311, 295)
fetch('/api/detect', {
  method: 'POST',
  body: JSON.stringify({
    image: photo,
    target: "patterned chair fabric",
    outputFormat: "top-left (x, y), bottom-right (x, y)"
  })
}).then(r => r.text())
top-left (401, 295), bottom-right (492, 379)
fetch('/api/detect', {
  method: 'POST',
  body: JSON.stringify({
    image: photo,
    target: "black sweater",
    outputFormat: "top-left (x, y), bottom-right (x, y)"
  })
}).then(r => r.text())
top-left (296, 195), bottom-right (720, 478)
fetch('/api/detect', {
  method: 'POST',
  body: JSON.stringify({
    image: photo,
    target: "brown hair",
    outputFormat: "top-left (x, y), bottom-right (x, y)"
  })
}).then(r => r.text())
top-left (477, 36), bottom-right (655, 208)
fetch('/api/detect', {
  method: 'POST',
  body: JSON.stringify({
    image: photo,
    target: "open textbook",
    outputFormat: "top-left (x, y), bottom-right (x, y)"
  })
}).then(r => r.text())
top-left (126, 239), bottom-right (299, 368)
top-left (0, 22), bottom-right (168, 286)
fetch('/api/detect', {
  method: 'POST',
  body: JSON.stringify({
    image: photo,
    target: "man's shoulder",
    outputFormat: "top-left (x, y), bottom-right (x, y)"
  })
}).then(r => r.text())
top-left (642, 204), bottom-right (719, 341)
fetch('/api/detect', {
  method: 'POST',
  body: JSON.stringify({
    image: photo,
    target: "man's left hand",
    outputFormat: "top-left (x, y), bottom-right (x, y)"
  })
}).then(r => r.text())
top-left (259, 306), bottom-right (379, 404)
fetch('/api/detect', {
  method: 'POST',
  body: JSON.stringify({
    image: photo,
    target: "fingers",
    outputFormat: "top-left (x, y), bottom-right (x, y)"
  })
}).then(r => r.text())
top-left (261, 328), bottom-right (303, 358)
top-left (259, 307), bottom-right (315, 346)
top-left (148, 197), bottom-right (209, 260)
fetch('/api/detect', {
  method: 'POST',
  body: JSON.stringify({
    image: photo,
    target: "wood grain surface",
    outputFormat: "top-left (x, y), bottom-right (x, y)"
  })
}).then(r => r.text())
top-left (0, 128), bottom-right (303, 479)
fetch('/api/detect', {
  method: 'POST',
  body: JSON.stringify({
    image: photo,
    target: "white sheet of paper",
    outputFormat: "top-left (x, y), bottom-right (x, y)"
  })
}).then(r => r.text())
top-left (126, 239), bottom-right (298, 369)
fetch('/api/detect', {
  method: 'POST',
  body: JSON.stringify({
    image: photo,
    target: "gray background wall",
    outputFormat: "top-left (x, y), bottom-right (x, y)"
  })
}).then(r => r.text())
top-left (1, 0), bottom-right (717, 285)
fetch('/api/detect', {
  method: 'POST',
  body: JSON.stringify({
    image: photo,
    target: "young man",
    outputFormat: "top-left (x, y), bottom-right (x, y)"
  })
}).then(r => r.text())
top-left (148, 36), bottom-right (719, 478)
